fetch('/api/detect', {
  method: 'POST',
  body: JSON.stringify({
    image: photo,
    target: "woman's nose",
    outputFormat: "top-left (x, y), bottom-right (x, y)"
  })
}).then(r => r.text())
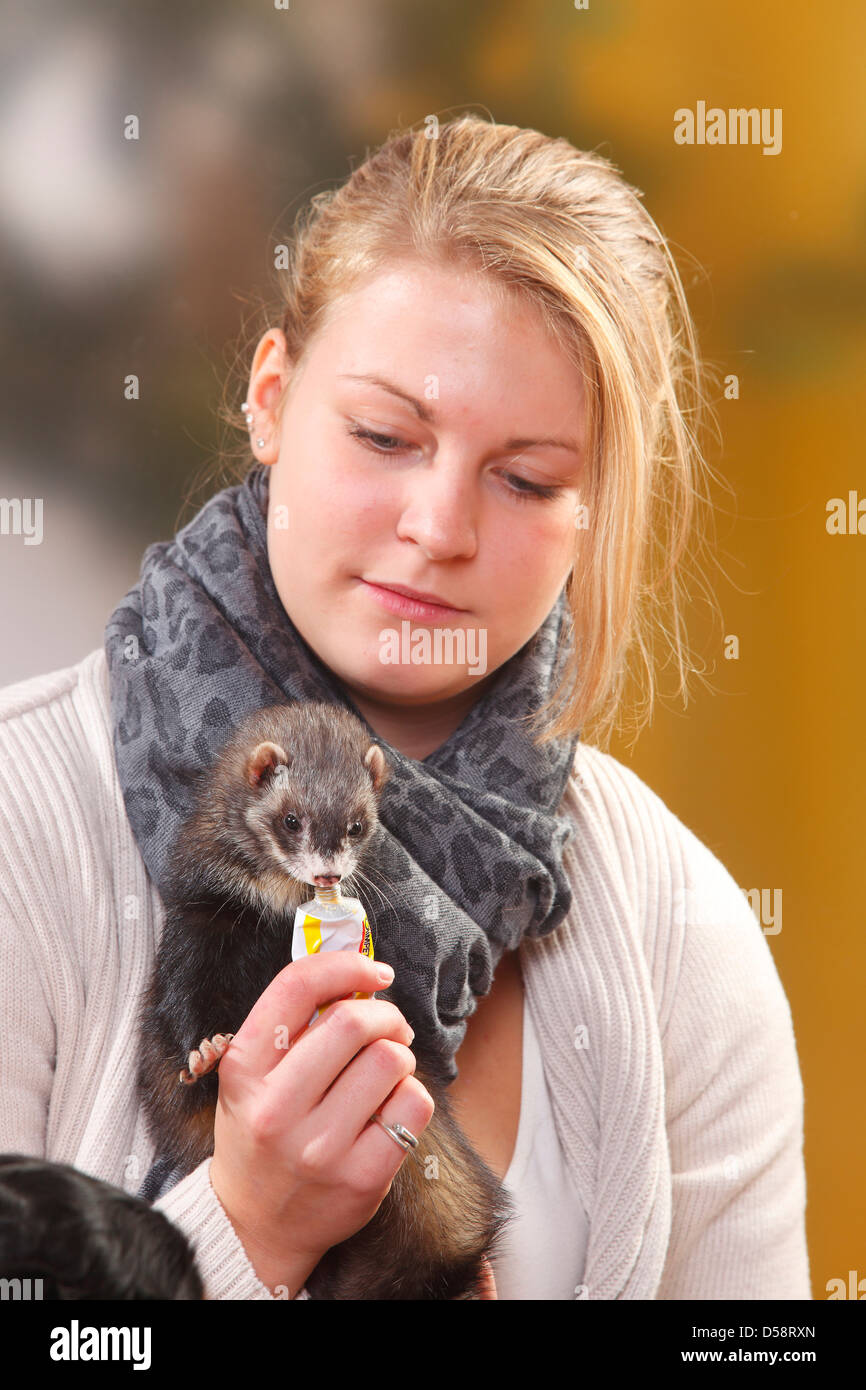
top-left (395, 458), bottom-right (478, 560)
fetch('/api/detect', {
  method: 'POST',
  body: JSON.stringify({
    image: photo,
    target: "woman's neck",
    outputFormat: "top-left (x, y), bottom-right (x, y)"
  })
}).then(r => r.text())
top-left (341, 676), bottom-right (495, 761)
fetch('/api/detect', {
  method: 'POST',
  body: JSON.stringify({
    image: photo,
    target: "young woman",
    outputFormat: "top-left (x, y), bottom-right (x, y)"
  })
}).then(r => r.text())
top-left (0, 115), bottom-right (810, 1300)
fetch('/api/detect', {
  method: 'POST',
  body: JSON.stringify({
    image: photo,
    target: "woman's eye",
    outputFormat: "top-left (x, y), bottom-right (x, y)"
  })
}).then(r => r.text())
top-left (348, 422), bottom-right (560, 502)
top-left (347, 425), bottom-right (407, 453)
top-left (501, 470), bottom-right (562, 502)
top-left (283, 813), bottom-right (300, 831)
top-left (347, 821), bottom-right (364, 837)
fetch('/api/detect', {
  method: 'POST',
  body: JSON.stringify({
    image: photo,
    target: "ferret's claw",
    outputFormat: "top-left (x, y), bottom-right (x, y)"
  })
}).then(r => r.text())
top-left (177, 1033), bottom-right (235, 1085)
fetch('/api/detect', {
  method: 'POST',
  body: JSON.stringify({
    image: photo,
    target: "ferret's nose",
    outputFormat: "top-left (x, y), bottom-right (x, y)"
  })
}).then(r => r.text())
top-left (313, 872), bottom-right (340, 886)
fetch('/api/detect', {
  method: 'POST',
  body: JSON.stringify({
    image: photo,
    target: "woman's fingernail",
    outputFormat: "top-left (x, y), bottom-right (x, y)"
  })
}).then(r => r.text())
top-left (376, 963), bottom-right (395, 985)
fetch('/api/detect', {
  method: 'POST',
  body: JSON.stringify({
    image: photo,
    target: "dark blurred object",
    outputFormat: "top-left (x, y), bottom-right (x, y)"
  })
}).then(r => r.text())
top-left (0, 1153), bottom-right (203, 1299)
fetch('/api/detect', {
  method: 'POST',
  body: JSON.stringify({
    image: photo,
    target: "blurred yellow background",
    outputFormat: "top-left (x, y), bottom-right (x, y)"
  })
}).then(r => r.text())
top-left (0, 0), bottom-right (861, 1299)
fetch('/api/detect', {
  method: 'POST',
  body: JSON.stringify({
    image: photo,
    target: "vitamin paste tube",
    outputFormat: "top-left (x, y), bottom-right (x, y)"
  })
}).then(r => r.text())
top-left (291, 882), bottom-right (375, 1029)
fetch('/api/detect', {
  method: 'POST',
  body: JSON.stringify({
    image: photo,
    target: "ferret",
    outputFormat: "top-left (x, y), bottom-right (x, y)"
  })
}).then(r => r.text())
top-left (136, 700), bottom-right (514, 1300)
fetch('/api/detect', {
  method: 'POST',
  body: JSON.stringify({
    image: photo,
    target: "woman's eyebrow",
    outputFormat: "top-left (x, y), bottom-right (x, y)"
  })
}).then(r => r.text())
top-left (337, 372), bottom-right (583, 455)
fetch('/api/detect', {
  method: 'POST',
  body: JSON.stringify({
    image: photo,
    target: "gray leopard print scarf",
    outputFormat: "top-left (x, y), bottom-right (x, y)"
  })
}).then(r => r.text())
top-left (104, 462), bottom-right (580, 1200)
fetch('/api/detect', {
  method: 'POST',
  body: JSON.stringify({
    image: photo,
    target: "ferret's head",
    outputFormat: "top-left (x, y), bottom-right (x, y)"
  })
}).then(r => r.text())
top-left (212, 701), bottom-right (390, 893)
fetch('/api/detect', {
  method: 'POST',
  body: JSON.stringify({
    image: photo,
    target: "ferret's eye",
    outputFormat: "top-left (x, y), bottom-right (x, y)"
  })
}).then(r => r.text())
top-left (283, 813), bottom-right (301, 832)
top-left (347, 821), bottom-right (364, 838)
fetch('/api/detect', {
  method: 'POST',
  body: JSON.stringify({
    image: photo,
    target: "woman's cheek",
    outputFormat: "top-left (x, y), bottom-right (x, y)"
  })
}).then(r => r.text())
top-left (532, 504), bottom-right (580, 574)
top-left (492, 515), bottom-right (576, 630)
top-left (320, 455), bottom-right (396, 522)
top-left (489, 511), bottom-right (560, 575)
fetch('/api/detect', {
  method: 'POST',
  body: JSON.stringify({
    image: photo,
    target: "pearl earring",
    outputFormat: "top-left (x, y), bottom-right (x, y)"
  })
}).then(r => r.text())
top-left (241, 402), bottom-right (266, 449)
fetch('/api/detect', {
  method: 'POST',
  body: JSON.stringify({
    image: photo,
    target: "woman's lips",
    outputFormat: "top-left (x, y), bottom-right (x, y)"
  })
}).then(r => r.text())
top-left (359, 579), bottom-right (466, 622)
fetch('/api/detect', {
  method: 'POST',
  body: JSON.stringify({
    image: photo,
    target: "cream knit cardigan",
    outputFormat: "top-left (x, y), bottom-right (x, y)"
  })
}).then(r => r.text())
top-left (0, 648), bottom-right (811, 1300)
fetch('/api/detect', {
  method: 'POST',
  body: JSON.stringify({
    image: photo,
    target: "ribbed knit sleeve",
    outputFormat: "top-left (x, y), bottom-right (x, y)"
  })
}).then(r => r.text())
top-left (0, 890), bottom-right (56, 1158)
top-left (0, 670), bottom-right (80, 1166)
top-left (0, 652), bottom-right (303, 1301)
top-left (652, 823), bottom-right (811, 1299)
top-left (566, 745), bottom-right (810, 1299)
top-left (153, 1160), bottom-right (303, 1299)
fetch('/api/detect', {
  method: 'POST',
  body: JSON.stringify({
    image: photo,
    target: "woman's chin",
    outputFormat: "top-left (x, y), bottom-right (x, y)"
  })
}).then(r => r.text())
top-left (336, 652), bottom-right (484, 707)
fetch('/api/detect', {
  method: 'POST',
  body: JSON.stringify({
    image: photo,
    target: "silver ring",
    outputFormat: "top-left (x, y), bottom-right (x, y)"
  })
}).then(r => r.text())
top-left (370, 1113), bottom-right (419, 1151)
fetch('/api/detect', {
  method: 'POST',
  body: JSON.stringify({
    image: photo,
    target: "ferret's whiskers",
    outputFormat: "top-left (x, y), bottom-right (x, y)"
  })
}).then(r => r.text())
top-left (343, 864), bottom-right (378, 905)
top-left (358, 860), bottom-right (398, 906)
top-left (347, 865), bottom-right (396, 919)
top-left (360, 866), bottom-right (400, 918)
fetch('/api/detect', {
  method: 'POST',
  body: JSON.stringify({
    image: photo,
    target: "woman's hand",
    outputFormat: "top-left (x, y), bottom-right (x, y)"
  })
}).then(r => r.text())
top-left (208, 952), bottom-right (434, 1296)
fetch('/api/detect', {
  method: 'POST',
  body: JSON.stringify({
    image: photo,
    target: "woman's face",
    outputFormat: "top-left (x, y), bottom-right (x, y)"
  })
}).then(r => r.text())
top-left (247, 258), bottom-right (587, 719)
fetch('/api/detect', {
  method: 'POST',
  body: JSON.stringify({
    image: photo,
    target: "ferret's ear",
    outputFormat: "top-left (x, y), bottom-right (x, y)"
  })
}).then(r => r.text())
top-left (247, 740), bottom-right (291, 788)
top-left (363, 743), bottom-right (389, 795)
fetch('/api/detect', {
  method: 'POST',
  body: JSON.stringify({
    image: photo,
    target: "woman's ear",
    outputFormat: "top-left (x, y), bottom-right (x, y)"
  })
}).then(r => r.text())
top-left (363, 743), bottom-right (390, 795)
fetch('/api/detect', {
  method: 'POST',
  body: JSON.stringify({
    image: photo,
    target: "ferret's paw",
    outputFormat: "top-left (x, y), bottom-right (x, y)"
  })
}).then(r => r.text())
top-left (178, 1033), bottom-right (235, 1085)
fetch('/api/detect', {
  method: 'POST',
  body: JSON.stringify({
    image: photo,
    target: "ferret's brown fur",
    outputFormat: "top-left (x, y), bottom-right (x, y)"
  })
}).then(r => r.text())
top-left (136, 700), bottom-right (514, 1300)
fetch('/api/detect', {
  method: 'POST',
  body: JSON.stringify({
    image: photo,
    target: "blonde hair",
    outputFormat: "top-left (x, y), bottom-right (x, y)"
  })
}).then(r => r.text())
top-left (200, 113), bottom-right (722, 750)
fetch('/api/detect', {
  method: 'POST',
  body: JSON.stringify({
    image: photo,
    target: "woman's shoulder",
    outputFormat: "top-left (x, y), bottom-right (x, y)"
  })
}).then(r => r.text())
top-left (560, 745), bottom-right (807, 1299)
top-left (0, 645), bottom-right (109, 740)
top-left (560, 740), bottom-right (783, 1037)
top-left (0, 647), bottom-right (141, 956)
top-left (0, 646), bottom-right (118, 851)
top-left (565, 739), bottom-right (755, 925)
